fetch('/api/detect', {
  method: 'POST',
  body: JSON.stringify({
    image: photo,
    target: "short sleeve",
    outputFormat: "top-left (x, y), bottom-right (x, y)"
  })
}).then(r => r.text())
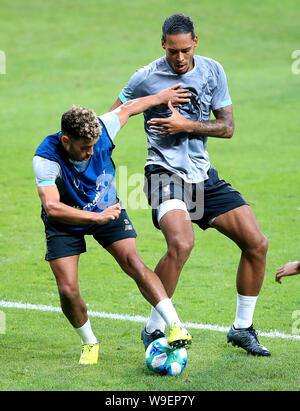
top-left (211, 62), bottom-right (232, 110)
top-left (33, 156), bottom-right (62, 187)
top-left (99, 112), bottom-right (121, 142)
top-left (119, 67), bottom-right (149, 103)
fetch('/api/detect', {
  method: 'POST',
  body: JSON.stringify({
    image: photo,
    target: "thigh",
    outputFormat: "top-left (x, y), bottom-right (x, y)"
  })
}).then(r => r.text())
top-left (106, 237), bottom-right (145, 274)
top-left (211, 204), bottom-right (264, 249)
top-left (160, 209), bottom-right (194, 248)
top-left (106, 237), bottom-right (138, 261)
top-left (50, 254), bottom-right (80, 290)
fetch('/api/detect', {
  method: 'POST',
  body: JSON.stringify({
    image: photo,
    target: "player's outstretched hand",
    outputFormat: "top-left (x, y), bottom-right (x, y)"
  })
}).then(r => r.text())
top-left (96, 203), bottom-right (121, 225)
top-left (148, 100), bottom-right (188, 135)
top-left (157, 83), bottom-right (191, 107)
top-left (275, 261), bottom-right (300, 284)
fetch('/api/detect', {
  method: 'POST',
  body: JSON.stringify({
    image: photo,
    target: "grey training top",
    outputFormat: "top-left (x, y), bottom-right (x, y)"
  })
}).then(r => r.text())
top-left (119, 55), bottom-right (232, 183)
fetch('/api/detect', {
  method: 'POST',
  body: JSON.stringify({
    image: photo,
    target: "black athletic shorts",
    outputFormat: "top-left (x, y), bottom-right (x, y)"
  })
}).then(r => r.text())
top-left (41, 209), bottom-right (137, 261)
top-left (144, 164), bottom-right (248, 230)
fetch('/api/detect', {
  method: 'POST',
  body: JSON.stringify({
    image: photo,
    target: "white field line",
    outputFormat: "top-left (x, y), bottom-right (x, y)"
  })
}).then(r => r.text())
top-left (1, 300), bottom-right (300, 341)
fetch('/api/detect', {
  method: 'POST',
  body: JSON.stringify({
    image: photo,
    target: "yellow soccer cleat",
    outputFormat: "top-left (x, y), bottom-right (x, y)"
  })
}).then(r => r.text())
top-left (79, 343), bottom-right (99, 365)
top-left (168, 323), bottom-right (192, 348)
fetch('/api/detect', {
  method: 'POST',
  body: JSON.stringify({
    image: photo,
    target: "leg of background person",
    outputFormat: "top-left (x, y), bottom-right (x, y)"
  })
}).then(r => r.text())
top-left (211, 205), bottom-right (268, 328)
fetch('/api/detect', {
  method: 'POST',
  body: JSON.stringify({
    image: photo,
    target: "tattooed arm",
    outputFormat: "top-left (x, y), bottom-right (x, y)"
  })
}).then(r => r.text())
top-left (194, 105), bottom-right (234, 138)
top-left (147, 101), bottom-right (235, 138)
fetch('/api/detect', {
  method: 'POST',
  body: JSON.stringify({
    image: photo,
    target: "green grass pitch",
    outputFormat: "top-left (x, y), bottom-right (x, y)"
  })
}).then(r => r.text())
top-left (0, 0), bottom-right (300, 391)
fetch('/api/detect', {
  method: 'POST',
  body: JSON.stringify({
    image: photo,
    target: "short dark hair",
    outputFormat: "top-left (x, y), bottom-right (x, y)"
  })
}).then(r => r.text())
top-left (61, 105), bottom-right (101, 141)
top-left (162, 13), bottom-right (195, 41)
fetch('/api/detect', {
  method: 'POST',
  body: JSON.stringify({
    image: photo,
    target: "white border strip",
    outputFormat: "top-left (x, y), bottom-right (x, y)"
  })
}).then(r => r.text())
top-left (1, 300), bottom-right (300, 341)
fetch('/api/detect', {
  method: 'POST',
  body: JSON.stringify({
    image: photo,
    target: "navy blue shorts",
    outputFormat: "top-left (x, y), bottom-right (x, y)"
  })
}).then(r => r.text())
top-left (41, 209), bottom-right (137, 261)
top-left (144, 165), bottom-right (248, 230)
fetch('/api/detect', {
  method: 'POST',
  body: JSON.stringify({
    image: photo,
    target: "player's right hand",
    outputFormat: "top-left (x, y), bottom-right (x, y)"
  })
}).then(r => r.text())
top-left (96, 203), bottom-right (122, 225)
top-left (275, 261), bottom-right (300, 284)
top-left (158, 83), bottom-right (191, 107)
top-left (148, 100), bottom-right (189, 135)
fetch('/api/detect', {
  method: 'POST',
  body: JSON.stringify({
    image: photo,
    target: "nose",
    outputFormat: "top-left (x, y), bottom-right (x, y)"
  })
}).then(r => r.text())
top-left (177, 52), bottom-right (184, 62)
top-left (86, 146), bottom-right (94, 157)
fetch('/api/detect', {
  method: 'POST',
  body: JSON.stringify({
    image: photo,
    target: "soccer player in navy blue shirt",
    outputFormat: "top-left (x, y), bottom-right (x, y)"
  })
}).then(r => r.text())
top-left (33, 86), bottom-right (193, 364)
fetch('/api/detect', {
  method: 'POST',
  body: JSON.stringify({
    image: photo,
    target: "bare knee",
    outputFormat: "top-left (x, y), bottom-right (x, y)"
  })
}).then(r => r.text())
top-left (167, 235), bottom-right (194, 262)
top-left (118, 251), bottom-right (147, 279)
top-left (58, 283), bottom-right (80, 302)
top-left (244, 233), bottom-right (268, 260)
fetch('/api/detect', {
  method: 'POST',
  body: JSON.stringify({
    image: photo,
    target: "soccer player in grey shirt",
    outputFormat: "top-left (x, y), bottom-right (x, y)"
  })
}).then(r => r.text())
top-left (110, 13), bottom-right (270, 356)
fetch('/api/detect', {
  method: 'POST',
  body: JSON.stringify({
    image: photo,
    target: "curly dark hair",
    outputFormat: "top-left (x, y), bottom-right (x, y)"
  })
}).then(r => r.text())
top-left (61, 105), bottom-right (102, 141)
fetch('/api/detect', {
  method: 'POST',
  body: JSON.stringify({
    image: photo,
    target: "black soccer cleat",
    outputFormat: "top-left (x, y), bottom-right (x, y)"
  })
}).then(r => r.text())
top-left (227, 324), bottom-right (271, 357)
top-left (141, 327), bottom-right (165, 350)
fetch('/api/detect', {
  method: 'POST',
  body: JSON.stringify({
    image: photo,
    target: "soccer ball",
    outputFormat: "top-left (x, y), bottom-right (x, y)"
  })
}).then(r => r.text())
top-left (145, 337), bottom-right (187, 376)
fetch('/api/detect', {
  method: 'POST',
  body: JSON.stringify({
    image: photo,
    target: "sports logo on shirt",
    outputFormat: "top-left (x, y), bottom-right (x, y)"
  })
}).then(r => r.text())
top-left (83, 173), bottom-right (116, 211)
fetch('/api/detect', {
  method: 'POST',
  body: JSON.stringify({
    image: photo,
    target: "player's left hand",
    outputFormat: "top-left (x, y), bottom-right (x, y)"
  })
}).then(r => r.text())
top-left (148, 101), bottom-right (190, 135)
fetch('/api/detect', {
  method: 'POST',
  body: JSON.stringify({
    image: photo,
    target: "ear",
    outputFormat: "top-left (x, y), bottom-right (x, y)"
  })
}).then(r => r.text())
top-left (193, 35), bottom-right (199, 48)
top-left (61, 135), bottom-right (69, 145)
top-left (161, 38), bottom-right (166, 50)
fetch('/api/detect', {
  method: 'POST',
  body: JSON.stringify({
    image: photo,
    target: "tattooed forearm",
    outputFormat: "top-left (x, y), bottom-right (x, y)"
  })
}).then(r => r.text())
top-left (147, 103), bottom-right (235, 138)
top-left (189, 105), bottom-right (234, 138)
top-left (190, 119), bottom-right (234, 138)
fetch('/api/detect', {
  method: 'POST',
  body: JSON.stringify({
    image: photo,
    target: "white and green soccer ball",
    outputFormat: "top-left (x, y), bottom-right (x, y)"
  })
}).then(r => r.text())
top-left (145, 337), bottom-right (187, 376)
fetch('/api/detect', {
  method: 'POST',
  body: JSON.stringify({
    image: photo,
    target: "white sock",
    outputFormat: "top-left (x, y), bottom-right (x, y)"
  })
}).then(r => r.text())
top-left (233, 293), bottom-right (258, 329)
top-left (153, 298), bottom-right (181, 330)
top-left (74, 319), bottom-right (98, 345)
top-left (146, 306), bottom-right (166, 333)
